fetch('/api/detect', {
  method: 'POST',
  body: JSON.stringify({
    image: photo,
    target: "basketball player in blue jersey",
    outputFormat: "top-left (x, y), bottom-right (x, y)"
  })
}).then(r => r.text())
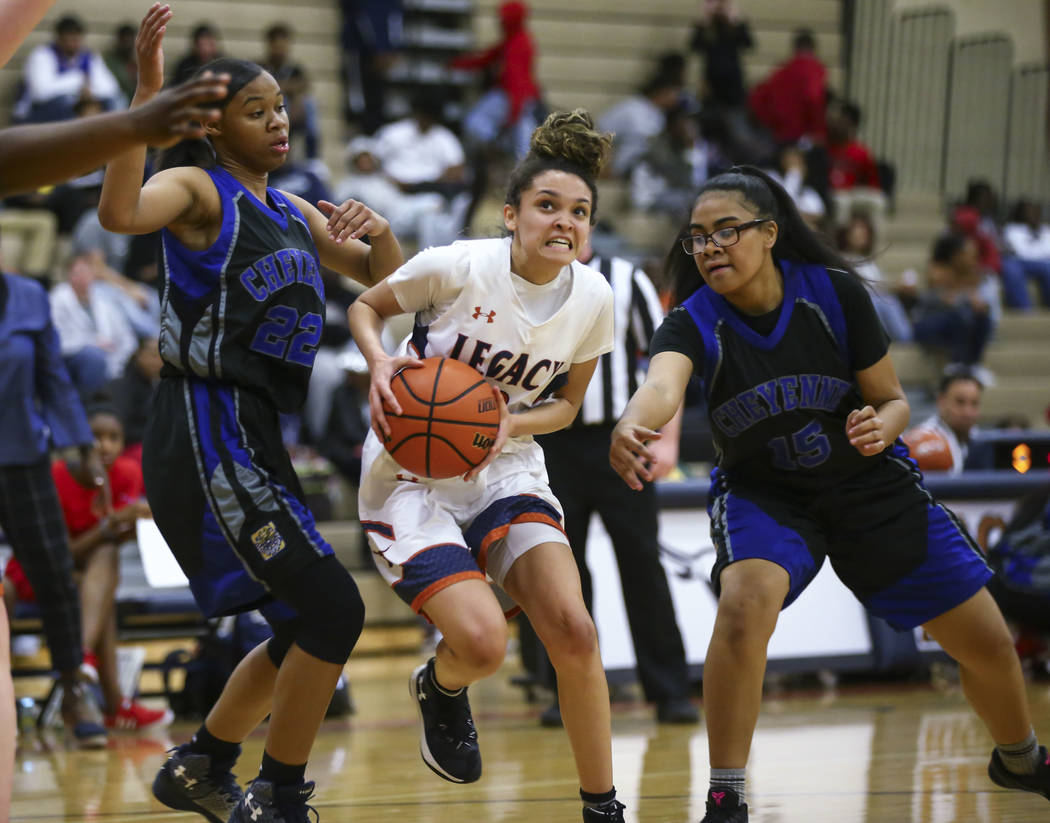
top-left (610, 167), bottom-right (1050, 822)
top-left (97, 6), bottom-right (403, 823)
top-left (349, 111), bottom-right (627, 822)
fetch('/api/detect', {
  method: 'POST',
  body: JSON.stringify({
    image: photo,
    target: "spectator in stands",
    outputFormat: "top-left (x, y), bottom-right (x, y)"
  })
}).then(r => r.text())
top-left (5, 404), bottom-right (171, 731)
top-left (764, 144), bottom-right (826, 228)
top-left (50, 253), bottom-right (139, 396)
top-left (599, 71), bottom-right (683, 179)
top-left (260, 24), bottom-right (322, 166)
top-left (105, 336), bottom-right (163, 464)
top-left (748, 28), bottom-right (827, 148)
top-left (1003, 199), bottom-right (1050, 309)
top-left (335, 136), bottom-right (469, 249)
top-left (826, 99), bottom-right (887, 226)
top-left (0, 267), bottom-right (109, 749)
top-left (373, 95), bottom-right (468, 194)
top-left (14, 14), bottom-right (123, 123)
top-left (836, 211), bottom-right (913, 341)
top-left (912, 232), bottom-right (997, 383)
top-left (171, 22), bottom-right (222, 85)
top-left (452, 0), bottom-right (542, 159)
top-left (319, 346), bottom-right (371, 489)
top-left (903, 369), bottom-right (984, 474)
top-left (950, 179), bottom-right (1016, 303)
top-left (340, 0), bottom-right (403, 134)
top-left (690, 0), bottom-right (752, 111)
top-left (631, 103), bottom-right (719, 217)
top-left (104, 23), bottom-right (139, 102)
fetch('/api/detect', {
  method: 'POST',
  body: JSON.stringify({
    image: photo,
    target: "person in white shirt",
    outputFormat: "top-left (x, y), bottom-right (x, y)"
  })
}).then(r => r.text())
top-left (1003, 200), bottom-right (1050, 308)
top-left (349, 110), bottom-right (628, 822)
top-left (913, 370), bottom-right (983, 474)
top-left (15, 15), bottom-right (123, 123)
top-left (598, 74), bottom-right (681, 179)
top-left (50, 254), bottom-right (138, 395)
top-left (372, 97), bottom-right (467, 191)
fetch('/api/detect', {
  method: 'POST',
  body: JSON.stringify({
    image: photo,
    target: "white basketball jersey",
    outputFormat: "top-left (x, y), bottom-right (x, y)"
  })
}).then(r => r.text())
top-left (387, 237), bottom-right (615, 418)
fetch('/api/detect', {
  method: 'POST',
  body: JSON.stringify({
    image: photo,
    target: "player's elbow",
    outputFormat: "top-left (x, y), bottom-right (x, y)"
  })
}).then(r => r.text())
top-left (97, 204), bottom-right (132, 234)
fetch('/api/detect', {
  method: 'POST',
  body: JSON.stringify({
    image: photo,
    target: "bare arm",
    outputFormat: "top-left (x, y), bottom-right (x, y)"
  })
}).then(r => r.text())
top-left (610, 351), bottom-right (694, 490)
top-left (0, 0), bottom-right (54, 68)
top-left (506, 359), bottom-right (599, 438)
top-left (847, 352), bottom-right (910, 455)
top-left (281, 192), bottom-right (403, 288)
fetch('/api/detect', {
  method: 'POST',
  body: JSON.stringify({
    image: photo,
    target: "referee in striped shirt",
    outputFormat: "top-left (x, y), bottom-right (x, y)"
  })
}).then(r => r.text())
top-left (528, 243), bottom-right (698, 726)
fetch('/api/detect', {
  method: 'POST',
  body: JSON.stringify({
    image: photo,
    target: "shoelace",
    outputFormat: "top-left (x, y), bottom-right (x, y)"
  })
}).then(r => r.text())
top-left (435, 694), bottom-right (478, 746)
top-left (277, 785), bottom-right (319, 823)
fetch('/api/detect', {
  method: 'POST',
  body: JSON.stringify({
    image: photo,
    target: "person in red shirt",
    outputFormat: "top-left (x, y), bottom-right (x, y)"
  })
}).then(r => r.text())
top-left (451, 1), bottom-right (542, 158)
top-left (6, 404), bottom-right (171, 731)
top-left (827, 101), bottom-right (880, 190)
top-left (748, 29), bottom-right (827, 146)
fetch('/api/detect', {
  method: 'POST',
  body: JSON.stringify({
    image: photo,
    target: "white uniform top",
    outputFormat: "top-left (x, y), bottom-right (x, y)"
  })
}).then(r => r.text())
top-left (359, 236), bottom-right (615, 593)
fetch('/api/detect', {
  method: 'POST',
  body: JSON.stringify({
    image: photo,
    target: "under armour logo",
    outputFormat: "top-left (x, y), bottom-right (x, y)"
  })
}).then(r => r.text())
top-left (472, 306), bottom-right (496, 323)
top-left (417, 676), bottom-right (427, 702)
top-left (245, 791), bottom-right (262, 821)
top-left (711, 791), bottom-right (726, 807)
top-left (174, 765), bottom-right (198, 789)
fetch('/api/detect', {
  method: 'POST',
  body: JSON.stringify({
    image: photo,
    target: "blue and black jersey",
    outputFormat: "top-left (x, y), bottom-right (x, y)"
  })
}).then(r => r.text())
top-left (158, 165), bottom-right (323, 413)
top-left (651, 259), bottom-right (893, 493)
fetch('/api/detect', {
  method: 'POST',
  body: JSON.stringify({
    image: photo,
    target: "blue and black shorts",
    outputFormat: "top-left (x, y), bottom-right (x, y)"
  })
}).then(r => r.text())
top-left (708, 455), bottom-right (993, 630)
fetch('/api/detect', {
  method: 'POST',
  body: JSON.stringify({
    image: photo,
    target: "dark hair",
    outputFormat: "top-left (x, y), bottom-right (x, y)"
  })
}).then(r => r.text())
top-left (931, 231), bottom-right (968, 264)
top-left (266, 23), bottom-right (292, 41)
top-left (504, 109), bottom-right (612, 226)
top-left (192, 23), bottom-right (218, 41)
top-left (839, 101), bottom-right (862, 129)
top-left (666, 166), bottom-right (859, 305)
top-left (1008, 198), bottom-right (1038, 224)
top-left (115, 23), bottom-right (136, 39)
top-left (963, 179), bottom-right (993, 208)
top-left (793, 29), bottom-right (816, 52)
top-left (55, 15), bottom-right (85, 35)
top-left (836, 210), bottom-right (876, 256)
top-left (157, 59), bottom-right (265, 171)
top-left (938, 366), bottom-right (984, 394)
top-left (84, 394), bottom-right (122, 421)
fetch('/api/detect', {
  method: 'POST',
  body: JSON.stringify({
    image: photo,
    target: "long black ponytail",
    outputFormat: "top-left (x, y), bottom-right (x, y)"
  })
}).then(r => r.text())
top-left (156, 58), bottom-right (265, 171)
top-left (667, 165), bottom-right (860, 305)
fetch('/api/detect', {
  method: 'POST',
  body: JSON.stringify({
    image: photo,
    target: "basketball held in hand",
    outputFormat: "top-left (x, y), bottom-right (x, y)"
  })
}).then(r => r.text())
top-left (382, 357), bottom-right (502, 479)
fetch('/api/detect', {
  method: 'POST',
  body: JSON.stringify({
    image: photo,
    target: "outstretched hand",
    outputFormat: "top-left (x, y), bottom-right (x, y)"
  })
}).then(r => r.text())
top-left (317, 199), bottom-right (390, 244)
top-left (135, 3), bottom-right (171, 96)
top-left (129, 74), bottom-right (229, 146)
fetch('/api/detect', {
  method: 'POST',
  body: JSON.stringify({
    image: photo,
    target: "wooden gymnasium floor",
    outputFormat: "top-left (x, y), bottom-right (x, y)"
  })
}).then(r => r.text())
top-left (12, 649), bottom-right (1050, 822)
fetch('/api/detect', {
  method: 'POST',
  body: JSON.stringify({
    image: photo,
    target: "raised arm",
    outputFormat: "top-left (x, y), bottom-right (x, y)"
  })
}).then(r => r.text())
top-left (97, 4), bottom-right (220, 235)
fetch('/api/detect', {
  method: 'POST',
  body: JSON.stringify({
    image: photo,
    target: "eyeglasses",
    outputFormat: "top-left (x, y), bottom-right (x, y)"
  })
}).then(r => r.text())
top-left (680, 219), bottom-right (771, 254)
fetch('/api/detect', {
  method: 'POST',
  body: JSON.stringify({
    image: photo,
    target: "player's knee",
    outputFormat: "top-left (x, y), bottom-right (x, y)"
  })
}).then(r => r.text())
top-left (542, 606), bottom-right (598, 665)
top-left (715, 589), bottom-right (779, 646)
top-left (282, 556), bottom-right (366, 665)
top-left (452, 620), bottom-right (508, 675)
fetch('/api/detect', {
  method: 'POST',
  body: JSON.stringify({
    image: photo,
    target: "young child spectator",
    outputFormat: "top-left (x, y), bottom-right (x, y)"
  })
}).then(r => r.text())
top-left (50, 254), bottom-right (139, 397)
top-left (451, 0), bottom-right (542, 159)
top-left (14, 15), bottom-right (123, 123)
top-left (4, 404), bottom-right (170, 730)
top-left (836, 211), bottom-right (912, 341)
top-left (912, 233), bottom-right (998, 383)
top-left (1003, 199), bottom-right (1050, 309)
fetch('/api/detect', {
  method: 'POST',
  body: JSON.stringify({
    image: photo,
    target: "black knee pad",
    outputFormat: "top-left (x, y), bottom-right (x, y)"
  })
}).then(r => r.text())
top-left (265, 618), bottom-right (300, 668)
top-left (277, 554), bottom-right (365, 665)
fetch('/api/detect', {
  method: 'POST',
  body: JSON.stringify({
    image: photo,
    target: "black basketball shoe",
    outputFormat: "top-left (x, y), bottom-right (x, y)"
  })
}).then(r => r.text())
top-left (700, 787), bottom-right (748, 822)
top-left (410, 658), bottom-right (482, 783)
top-left (152, 743), bottom-right (242, 823)
top-left (582, 798), bottom-right (626, 821)
top-left (229, 779), bottom-right (317, 823)
top-left (988, 745), bottom-right (1050, 801)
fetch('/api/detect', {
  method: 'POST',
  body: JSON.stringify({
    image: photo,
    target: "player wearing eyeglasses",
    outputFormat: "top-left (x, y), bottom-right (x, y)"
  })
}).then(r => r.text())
top-left (609, 166), bottom-right (1050, 822)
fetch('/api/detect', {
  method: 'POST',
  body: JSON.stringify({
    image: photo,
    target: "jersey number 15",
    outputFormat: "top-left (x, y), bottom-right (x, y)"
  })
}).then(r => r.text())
top-left (768, 420), bottom-right (832, 470)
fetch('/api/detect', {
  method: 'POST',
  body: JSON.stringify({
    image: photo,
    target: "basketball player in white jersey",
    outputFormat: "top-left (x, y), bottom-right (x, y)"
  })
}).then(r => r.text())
top-left (349, 110), bottom-right (626, 822)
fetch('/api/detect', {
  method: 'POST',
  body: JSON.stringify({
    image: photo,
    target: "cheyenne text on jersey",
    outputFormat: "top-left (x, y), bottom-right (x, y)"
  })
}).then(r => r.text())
top-left (238, 248), bottom-right (323, 302)
top-left (711, 374), bottom-right (853, 437)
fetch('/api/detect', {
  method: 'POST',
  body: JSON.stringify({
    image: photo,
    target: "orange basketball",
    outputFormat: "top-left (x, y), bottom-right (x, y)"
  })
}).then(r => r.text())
top-left (902, 427), bottom-right (955, 472)
top-left (381, 357), bottom-right (501, 479)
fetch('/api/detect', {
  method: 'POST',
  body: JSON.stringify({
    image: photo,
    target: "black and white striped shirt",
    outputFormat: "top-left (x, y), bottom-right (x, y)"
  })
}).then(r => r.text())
top-left (576, 256), bottom-right (665, 427)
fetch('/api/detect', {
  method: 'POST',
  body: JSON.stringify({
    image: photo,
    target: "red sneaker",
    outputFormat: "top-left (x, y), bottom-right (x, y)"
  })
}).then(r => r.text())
top-left (105, 699), bottom-right (174, 731)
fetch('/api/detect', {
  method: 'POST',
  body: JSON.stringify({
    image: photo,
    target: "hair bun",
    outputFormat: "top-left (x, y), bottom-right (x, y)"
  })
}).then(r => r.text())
top-left (527, 109), bottom-right (612, 180)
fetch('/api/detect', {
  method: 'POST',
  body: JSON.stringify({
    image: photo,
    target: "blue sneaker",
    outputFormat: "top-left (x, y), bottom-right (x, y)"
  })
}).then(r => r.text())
top-left (410, 658), bottom-right (482, 783)
top-left (230, 779), bottom-right (318, 823)
top-left (152, 743), bottom-right (242, 823)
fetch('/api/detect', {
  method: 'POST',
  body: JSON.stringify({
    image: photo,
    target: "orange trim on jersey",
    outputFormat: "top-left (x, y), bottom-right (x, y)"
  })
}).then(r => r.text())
top-left (410, 571), bottom-right (486, 613)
